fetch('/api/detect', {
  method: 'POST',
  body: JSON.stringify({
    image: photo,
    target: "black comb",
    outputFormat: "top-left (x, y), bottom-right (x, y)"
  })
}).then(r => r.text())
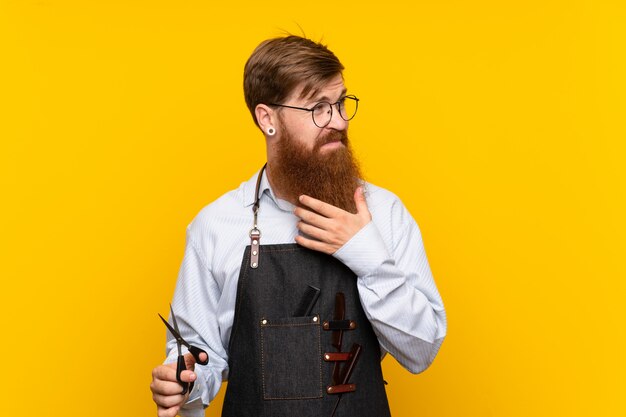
top-left (294, 285), bottom-right (321, 316)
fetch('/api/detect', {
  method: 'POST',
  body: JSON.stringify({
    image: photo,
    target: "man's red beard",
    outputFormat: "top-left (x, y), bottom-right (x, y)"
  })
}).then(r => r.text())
top-left (269, 122), bottom-right (363, 214)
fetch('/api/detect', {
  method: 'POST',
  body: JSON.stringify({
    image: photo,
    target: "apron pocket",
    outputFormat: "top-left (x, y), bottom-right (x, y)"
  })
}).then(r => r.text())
top-left (260, 315), bottom-right (322, 400)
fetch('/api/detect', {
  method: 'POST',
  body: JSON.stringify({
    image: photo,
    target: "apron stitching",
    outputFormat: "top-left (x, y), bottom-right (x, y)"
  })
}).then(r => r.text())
top-left (317, 315), bottom-right (323, 398)
top-left (261, 323), bottom-right (319, 328)
top-left (228, 250), bottom-right (250, 356)
top-left (260, 320), bottom-right (266, 398)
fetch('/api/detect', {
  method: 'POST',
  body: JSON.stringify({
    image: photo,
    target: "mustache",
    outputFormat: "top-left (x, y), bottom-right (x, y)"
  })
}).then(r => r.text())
top-left (313, 130), bottom-right (349, 151)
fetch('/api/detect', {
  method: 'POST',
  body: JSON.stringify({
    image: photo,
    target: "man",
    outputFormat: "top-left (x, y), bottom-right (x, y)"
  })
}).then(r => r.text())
top-left (150, 35), bottom-right (447, 417)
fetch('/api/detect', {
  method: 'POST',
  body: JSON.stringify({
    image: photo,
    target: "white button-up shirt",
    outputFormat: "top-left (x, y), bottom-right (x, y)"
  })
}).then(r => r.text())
top-left (165, 168), bottom-right (447, 416)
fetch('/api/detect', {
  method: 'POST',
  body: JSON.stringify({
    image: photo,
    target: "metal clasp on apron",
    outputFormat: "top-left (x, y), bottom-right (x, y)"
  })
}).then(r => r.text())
top-left (249, 165), bottom-right (265, 269)
top-left (249, 226), bottom-right (261, 269)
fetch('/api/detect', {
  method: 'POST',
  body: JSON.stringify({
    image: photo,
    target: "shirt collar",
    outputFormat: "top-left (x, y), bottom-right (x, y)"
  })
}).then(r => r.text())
top-left (243, 168), bottom-right (268, 207)
top-left (242, 167), bottom-right (296, 212)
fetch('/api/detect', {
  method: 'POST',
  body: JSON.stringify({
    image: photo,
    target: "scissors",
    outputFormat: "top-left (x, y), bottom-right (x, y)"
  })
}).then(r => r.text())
top-left (158, 304), bottom-right (209, 395)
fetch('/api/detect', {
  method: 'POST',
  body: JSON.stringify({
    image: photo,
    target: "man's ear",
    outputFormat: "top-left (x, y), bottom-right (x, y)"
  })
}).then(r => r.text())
top-left (255, 104), bottom-right (276, 136)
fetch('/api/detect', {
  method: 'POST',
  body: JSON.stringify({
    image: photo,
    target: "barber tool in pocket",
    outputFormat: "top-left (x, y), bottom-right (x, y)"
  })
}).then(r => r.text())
top-left (328, 343), bottom-right (362, 416)
top-left (158, 304), bottom-right (209, 395)
top-left (293, 285), bottom-right (321, 316)
top-left (323, 292), bottom-right (360, 417)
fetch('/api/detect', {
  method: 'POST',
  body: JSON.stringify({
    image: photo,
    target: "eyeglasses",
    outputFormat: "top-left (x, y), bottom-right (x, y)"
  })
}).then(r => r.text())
top-left (269, 95), bottom-right (359, 128)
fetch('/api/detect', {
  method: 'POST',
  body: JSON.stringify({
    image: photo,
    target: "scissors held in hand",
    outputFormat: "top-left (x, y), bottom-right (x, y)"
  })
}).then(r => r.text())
top-left (158, 304), bottom-right (209, 395)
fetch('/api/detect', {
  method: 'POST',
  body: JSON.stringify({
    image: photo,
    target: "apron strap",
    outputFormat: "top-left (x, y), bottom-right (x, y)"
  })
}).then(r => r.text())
top-left (249, 163), bottom-right (267, 268)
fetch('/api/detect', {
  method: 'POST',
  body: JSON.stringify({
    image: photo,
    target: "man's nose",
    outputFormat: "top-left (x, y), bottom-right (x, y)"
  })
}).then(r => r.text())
top-left (325, 107), bottom-right (348, 130)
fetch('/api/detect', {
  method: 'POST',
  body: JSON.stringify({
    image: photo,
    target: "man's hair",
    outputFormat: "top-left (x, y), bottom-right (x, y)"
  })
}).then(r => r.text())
top-left (243, 35), bottom-right (344, 126)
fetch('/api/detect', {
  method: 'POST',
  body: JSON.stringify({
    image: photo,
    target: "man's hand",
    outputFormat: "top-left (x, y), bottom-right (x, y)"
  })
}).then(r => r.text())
top-left (150, 352), bottom-right (207, 417)
top-left (294, 187), bottom-right (371, 255)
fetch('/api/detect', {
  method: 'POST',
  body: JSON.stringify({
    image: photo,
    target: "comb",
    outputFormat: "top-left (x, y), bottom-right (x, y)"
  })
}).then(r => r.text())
top-left (293, 285), bottom-right (321, 316)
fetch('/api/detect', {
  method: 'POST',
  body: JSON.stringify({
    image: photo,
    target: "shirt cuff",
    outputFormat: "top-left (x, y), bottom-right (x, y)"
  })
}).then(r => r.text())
top-left (180, 392), bottom-right (205, 417)
top-left (332, 221), bottom-right (391, 277)
top-left (185, 381), bottom-right (204, 406)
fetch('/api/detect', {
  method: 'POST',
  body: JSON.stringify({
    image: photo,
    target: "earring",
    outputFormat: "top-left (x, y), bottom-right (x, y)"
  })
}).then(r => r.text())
top-left (267, 127), bottom-right (276, 136)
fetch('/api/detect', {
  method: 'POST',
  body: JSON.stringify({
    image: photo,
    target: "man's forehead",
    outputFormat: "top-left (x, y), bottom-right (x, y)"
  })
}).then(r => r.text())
top-left (290, 75), bottom-right (346, 103)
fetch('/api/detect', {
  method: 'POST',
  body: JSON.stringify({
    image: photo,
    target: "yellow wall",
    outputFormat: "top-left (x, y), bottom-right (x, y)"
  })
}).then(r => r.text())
top-left (1, 1), bottom-right (624, 416)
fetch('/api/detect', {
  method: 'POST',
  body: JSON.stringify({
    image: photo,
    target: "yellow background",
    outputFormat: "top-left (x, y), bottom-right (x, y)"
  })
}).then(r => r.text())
top-left (1, 1), bottom-right (624, 416)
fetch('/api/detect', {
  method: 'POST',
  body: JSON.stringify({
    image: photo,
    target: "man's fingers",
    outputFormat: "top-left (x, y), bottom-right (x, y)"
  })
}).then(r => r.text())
top-left (157, 405), bottom-right (180, 417)
top-left (294, 207), bottom-right (332, 230)
top-left (153, 391), bottom-right (186, 408)
top-left (179, 369), bottom-right (197, 383)
top-left (295, 235), bottom-right (334, 255)
top-left (183, 352), bottom-right (197, 369)
top-left (152, 360), bottom-right (198, 382)
top-left (297, 221), bottom-right (328, 242)
top-left (295, 191), bottom-right (370, 255)
top-left (151, 377), bottom-right (188, 396)
top-left (152, 364), bottom-right (177, 382)
top-left (298, 194), bottom-right (341, 217)
top-left (354, 187), bottom-right (371, 220)
top-left (198, 351), bottom-right (208, 364)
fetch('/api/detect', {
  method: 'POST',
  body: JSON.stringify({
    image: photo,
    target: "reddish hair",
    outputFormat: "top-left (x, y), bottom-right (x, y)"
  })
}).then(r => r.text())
top-left (243, 35), bottom-right (344, 126)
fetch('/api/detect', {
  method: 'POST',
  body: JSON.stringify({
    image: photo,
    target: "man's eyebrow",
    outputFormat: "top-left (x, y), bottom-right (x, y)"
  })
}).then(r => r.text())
top-left (308, 88), bottom-right (348, 104)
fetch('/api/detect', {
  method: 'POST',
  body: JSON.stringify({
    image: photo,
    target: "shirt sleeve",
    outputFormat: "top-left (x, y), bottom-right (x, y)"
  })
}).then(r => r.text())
top-left (163, 228), bottom-right (229, 415)
top-left (332, 195), bottom-right (447, 374)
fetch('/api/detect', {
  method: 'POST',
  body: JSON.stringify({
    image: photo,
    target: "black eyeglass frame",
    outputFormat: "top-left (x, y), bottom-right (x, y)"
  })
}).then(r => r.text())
top-left (268, 95), bottom-right (359, 128)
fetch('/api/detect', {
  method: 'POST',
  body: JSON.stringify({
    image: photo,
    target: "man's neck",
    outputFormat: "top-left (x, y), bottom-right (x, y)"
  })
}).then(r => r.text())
top-left (264, 163), bottom-right (298, 206)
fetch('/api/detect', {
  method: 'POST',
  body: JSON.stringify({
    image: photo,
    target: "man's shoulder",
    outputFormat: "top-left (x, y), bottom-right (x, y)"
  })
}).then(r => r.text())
top-left (363, 181), bottom-right (404, 209)
top-left (199, 185), bottom-right (245, 215)
top-left (187, 175), bottom-right (255, 236)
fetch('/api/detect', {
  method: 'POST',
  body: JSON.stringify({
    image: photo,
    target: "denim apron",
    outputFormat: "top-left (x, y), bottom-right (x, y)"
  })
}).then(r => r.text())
top-left (222, 166), bottom-right (391, 417)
